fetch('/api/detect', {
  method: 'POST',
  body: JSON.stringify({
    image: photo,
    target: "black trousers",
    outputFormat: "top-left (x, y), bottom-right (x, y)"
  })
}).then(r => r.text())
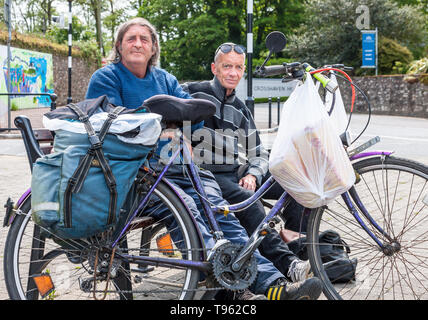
top-left (212, 170), bottom-right (303, 275)
top-left (260, 172), bottom-right (309, 233)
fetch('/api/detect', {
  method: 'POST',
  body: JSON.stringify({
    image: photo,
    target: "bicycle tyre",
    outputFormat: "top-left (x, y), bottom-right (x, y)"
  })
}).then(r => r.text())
top-left (307, 156), bottom-right (428, 300)
top-left (3, 180), bottom-right (203, 300)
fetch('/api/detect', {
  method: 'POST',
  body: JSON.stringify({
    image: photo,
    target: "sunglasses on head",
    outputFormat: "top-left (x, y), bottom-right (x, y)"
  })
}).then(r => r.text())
top-left (215, 43), bottom-right (246, 56)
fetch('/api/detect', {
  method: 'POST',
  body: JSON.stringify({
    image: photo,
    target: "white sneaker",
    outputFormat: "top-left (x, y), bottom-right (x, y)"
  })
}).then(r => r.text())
top-left (287, 259), bottom-right (312, 283)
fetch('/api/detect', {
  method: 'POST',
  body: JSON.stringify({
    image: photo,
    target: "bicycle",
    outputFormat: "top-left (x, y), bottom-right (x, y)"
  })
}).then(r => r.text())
top-left (255, 32), bottom-right (428, 300)
top-left (3, 32), bottom-right (428, 300)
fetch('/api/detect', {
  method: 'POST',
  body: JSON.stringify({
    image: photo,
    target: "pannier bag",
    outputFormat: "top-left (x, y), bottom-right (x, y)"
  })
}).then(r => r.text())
top-left (31, 96), bottom-right (161, 239)
top-left (269, 74), bottom-right (355, 208)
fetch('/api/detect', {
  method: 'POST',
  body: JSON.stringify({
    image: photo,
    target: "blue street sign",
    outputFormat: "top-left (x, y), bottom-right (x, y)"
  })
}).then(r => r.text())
top-left (361, 30), bottom-right (377, 68)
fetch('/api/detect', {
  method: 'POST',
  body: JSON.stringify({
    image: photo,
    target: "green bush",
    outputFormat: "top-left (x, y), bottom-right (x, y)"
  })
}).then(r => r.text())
top-left (378, 37), bottom-right (414, 74)
top-left (404, 57), bottom-right (428, 84)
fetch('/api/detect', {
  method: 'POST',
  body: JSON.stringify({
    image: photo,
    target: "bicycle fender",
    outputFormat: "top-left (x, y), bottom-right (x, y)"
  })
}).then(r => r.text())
top-left (350, 151), bottom-right (393, 162)
top-left (16, 188), bottom-right (31, 208)
top-left (4, 188), bottom-right (31, 227)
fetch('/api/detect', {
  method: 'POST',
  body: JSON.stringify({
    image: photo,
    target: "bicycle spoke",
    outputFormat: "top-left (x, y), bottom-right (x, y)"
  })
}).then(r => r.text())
top-left (307, 157), bottom-right (428, 300)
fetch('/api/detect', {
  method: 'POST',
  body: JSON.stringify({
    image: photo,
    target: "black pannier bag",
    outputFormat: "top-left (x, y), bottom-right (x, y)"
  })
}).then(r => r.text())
top-left (287, 229), bottom-right (358, 283)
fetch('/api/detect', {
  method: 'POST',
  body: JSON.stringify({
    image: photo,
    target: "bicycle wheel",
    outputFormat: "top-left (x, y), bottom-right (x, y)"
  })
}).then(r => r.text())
top-left (307, 156), bottom-right (428, 300)
top-left (3, 180), bottom-right (203, 300)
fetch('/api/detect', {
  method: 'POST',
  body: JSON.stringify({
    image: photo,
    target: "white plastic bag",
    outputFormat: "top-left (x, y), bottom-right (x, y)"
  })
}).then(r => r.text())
top-left (324, 73), bottom-right (350, 137)
top-left (269, 73), bottom-right (355, 208)
top-left (43, 112), bottom-right (162, 145)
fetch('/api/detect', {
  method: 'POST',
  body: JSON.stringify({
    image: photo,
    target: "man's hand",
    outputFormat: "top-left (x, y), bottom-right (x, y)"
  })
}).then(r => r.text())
top-left (239, 174), bottom-right (257, 191)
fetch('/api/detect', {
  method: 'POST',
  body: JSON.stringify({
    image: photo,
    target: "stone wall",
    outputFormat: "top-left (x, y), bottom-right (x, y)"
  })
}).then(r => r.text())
top-left (53, 55), bottom-right (99, 106)
top-left (338, 75), bottom-right (428, 118)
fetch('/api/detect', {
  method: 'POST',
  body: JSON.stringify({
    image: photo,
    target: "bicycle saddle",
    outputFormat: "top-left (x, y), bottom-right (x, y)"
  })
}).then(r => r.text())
top-left (142, 94), bottom-right (216, 124)
top-left (45, 95), bottom-right (216, 124)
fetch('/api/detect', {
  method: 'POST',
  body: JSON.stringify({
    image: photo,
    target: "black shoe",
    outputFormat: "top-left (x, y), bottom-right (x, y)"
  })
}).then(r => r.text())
top-left (266, 277), bottom-right (322, 300)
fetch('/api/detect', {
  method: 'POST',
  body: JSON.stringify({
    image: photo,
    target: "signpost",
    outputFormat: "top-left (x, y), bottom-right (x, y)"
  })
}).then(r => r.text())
top-left (245, 0), bottom-right (254, 116)
top-left (67, 0), bottom-right (73, 103)
top-left (361, 28), bottom-right (378, 75)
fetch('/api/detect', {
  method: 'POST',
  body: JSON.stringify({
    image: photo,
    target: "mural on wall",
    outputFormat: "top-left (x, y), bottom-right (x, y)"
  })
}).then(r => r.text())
top-left (0, 45), bottom-right (54, 114)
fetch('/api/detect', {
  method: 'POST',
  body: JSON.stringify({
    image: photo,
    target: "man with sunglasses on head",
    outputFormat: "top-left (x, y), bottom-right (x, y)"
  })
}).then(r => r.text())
top-left (86, 19), bottom-right (322, 301)
top-left (182, 43), bottom-right (317, 296)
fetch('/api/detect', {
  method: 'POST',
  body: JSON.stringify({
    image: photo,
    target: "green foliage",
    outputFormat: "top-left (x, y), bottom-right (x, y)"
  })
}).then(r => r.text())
top-left (11, 101), bottom-right (19, 111)
top-left (0, 29), bottom-right (100, 66)
top-left (404, 57), bottom-right (428, 84)
top-left (46, 16), bottom-right (93, 44)
top-left (407, 57), bottom-right (428, 74)
top-left (286, 0), bottom-right (427, 74)
top-left (392, 61), bottom-right (409, 74)
top-left (378, 37), bottom-right (414, 74)
top-left (138, 0), bottom-right (306, 80)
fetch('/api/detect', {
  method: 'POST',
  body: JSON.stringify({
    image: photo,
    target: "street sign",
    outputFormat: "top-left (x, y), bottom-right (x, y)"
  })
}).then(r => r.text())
top-left (361, 29), bottom-right (377, 70)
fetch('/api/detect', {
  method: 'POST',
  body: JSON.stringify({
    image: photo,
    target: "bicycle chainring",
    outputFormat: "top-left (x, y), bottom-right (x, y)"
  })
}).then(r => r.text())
top-left (211, 242), bottom-right (258, 291)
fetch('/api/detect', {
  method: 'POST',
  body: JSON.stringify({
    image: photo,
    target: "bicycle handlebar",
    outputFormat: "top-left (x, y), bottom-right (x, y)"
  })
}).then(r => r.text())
top-left (254, 61), bottom-right (349, 93)
top-left (255, 65), bottom-right (289, 77)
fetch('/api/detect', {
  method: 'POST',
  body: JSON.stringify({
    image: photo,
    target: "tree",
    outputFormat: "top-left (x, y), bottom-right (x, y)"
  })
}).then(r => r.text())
top-left (138, 0), bottom-right (227, 79)
top-left (285, 0), bottom-right (427, 73)
top-left (103, 0), bottom-right (128, 48)
top-left (75, 0), bottom-right (107, 55)
top-left (253, 0), bottom-right (305, 57)
top-left (12, 0), bottom-right (58, 34)
top-left (378, 37), bottom-right (414, 73)
top-left (46, 15), bottom-right (92, 43)
top-left (137, 0), bottom-right (306, 80)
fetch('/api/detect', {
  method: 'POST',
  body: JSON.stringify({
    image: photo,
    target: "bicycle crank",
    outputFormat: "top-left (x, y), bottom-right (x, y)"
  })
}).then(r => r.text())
top-left (210, 242), bottom-right (258, 291)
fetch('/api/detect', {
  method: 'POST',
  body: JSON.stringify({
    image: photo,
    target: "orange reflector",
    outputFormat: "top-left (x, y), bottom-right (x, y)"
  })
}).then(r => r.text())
top-left (33, 273), bottom-right (55, 298)
top-left (156, 232), bottom-right (174, 256)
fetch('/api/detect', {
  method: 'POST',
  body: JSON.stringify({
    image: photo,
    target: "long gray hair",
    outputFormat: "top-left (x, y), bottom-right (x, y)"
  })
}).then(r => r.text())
top-left (107, 17), bottom-right (160, 67)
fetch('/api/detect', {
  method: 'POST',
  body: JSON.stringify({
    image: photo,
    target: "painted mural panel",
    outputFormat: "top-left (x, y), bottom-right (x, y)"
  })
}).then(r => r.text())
top-left (0, 45), bottom-right (54, 115)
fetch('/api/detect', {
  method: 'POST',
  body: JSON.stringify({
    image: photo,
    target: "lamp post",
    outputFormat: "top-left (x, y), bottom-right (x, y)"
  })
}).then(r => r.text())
top-left (67, 0), bottom-right (72, 104)
top-left (4, 0), bottom-right (12, 130)
top-left (245, 0), bottom-right (254, 116)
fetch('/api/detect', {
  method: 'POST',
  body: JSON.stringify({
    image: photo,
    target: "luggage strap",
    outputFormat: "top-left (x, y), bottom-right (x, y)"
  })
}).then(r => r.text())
top-left (64, 103), bottom-right (125, 228)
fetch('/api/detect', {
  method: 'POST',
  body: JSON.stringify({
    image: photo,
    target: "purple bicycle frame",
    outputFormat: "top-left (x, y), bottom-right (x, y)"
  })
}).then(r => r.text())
top-left (13, 143), bottom-right (394, 270)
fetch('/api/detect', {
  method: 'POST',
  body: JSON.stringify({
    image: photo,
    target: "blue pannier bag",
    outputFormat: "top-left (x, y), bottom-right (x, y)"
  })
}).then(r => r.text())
top-left (31, 98), bottom-right (160, 239)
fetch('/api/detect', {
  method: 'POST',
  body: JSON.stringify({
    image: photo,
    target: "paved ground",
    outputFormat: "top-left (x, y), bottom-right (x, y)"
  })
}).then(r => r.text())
top-left (0, 108), bottom-right (427, 300)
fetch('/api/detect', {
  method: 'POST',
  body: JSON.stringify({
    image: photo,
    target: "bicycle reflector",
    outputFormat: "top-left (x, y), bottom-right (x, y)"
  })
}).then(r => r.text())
top-left (33, 273), bottom-right (55, 298)
top-left (156, 232), bottom-right (175, 256)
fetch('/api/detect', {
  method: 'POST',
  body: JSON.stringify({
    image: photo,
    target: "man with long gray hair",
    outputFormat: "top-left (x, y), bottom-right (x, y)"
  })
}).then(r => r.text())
top-left (86, 18), bottom-right (322, 301)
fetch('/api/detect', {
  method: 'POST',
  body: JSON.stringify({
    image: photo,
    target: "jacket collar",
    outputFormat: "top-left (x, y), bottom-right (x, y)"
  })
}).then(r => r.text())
top-left (210, 76), bottom-right (236, 104)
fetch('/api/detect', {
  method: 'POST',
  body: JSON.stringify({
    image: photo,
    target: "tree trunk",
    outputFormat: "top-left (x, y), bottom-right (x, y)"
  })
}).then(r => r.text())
top-left (92, 0), bottom-right (104, 56)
